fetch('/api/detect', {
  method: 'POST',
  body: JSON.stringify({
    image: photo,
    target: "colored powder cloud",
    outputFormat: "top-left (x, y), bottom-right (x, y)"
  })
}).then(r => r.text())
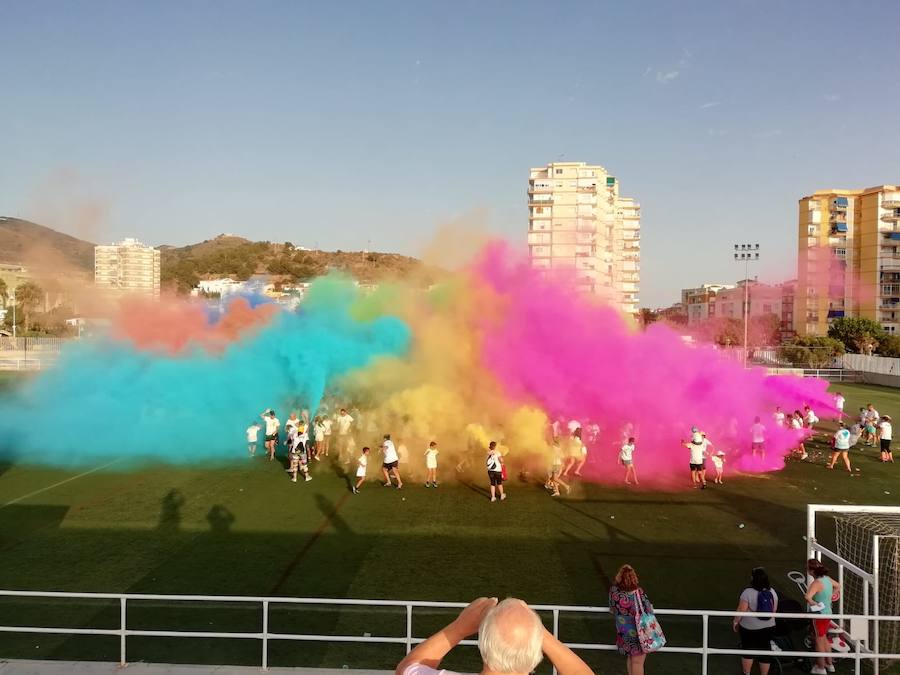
top-left (0, 276), bottom-right (410, 466)
top-left (113, 296), bottom-right (279, 354)
top-left (471, 242), bottom-right (836, 486)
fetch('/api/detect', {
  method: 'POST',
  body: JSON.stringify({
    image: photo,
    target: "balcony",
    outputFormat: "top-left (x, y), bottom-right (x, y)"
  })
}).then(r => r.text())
top-left (883, 199), bottom-right (900, 209)
top-left (528, 185), bottom-right (553, 194)
top-left (881, 210), bottom-right (900, 223)
top-left (529, 198), bottom-right (554, 207)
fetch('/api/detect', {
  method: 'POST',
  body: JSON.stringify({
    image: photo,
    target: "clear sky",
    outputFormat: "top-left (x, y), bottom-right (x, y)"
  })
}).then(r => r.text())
top-left (1, 0), bottom-right (898, 306)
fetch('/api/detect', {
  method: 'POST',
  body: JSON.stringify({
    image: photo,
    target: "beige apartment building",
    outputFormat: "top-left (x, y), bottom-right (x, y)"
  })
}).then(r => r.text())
top-left (527, 161), bottom-right (640, 315)
top-left (796, 185), bottom-right (900, 336)
top-left (95, 238), bottom-right (161, 296)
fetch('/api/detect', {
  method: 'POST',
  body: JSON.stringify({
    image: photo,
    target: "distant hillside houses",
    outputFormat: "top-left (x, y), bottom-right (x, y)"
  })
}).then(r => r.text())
top-left (191, 277), bottom-right (379, 309)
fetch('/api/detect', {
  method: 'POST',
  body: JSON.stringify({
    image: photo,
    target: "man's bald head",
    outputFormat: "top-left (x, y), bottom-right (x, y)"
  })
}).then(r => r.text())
top-left (478, 599), bottom-right (544, 674)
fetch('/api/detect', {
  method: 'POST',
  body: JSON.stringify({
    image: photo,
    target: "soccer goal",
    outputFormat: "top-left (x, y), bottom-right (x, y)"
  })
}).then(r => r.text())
top-left (807, 504), bottom-right (900, 673)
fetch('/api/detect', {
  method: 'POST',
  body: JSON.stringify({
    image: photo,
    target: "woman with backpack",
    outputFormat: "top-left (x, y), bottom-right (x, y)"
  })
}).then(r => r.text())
top-left (609, 564), bottom-right (665, 674)
top-left (733, 567), bottom-right (778, 675)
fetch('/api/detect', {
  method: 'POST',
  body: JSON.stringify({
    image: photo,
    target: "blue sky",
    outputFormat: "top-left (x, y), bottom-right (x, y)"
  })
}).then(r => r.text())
top-left (1, 0), bottom-right (898, 306)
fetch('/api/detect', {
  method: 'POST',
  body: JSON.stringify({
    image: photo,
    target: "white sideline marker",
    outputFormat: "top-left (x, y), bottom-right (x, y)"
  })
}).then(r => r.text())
top-left (1, 459), bottom-right (123, 509)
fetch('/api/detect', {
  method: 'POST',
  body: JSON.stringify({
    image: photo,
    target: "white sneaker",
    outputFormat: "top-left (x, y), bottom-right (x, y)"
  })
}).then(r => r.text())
top-left (304, 475), bottom-right (312, 482)
top-left (826, 665), bottom-right (836, 673)
top-left (490, 497), bottom-right (496, 502)
top-left (810, 667), bottom-right (827, 675)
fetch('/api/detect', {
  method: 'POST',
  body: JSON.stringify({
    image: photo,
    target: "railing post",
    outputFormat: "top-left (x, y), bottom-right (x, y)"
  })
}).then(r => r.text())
top-left (406, 604), bottom-right (413, 654)
top-left (552, 609), bottom-right (559, 675)
top-left (262, 600), bottom-right (269, 671)
top-left (701, 613), bottom-right (709, 675)
top-left (119, 596), bottom-right (127, 666)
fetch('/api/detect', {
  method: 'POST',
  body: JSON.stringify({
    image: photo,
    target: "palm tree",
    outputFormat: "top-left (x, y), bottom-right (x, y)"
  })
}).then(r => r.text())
top-left (14, 281), bottom-right (44, 333)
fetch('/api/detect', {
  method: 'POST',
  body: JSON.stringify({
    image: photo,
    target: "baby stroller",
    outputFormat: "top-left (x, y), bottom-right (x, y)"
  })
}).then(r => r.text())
top-left (769, 596), bottom-right (814, 673)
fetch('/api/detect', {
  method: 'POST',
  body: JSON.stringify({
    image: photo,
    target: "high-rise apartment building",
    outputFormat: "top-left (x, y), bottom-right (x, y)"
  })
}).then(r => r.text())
top-left (796, 185), bottom-right (900, 336)
top-left (527, 162), bottom-right (640, 315)
top-left (94, 238), bottom-right (161, 296)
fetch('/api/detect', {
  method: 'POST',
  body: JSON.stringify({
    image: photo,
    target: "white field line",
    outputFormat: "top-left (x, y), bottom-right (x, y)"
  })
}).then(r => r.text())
top-left (1, 459), bottom-right (123, 509)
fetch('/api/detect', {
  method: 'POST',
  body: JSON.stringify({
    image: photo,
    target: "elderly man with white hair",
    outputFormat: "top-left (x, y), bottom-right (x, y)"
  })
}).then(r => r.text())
top-left (396, 597), bottom-right (593, 675)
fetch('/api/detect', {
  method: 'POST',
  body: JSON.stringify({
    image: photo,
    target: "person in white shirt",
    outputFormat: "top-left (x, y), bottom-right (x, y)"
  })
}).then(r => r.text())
top-left (879, 415), bottom-right (894, 463)
top-left (750, 416), bottom-right (766, 460)
top-left (336, 408), bottom-right (354, 462)
top-left (395, 597), bottom-right (592, 675)
top-left (321, 416), bottom-right (333, 456)
top-left (711, 450), bottom-right (726, 484)
top-left (804, 405), bottom-right (819, 432)
top-left (352, 446), bottom-right (369, 493)
top-left (829, 421), bottom-right (852, 473)
top-left (424, 441), bottom-right (439, 488)
top-left (246, 422), bottom-right (261, 456)
top-left (773, 407), bottom-right (786, 427)
top-left (486, 441), bottom-right (506, 502)
top-left (285, 413), bottom-right (300, 434)
top-left (683, 431), bottom-right (712, 489)
top-left (791, 410), bottom-right (808, 460)
top-left (567, 419), bottom-right (581, 435)
top-left (261, 410), bottom-right (281, 461)
top-left (834, 392), bottom-right (845, 419)
top-left (313, 416), bottom-right (326, 457)
top-left (572, 428), bottom-right (588, 477)
top-left (545, 439), bottom-right (570, 497)
top-left (381, 434), bottom-right (403, 489)
top-left (619, 437), bottom-right (637, 485)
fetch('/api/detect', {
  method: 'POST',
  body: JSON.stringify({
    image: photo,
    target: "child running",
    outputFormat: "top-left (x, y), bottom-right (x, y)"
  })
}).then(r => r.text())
top-left (619, 436), bottom-right (637, 485)
top-left (246, 421), bottom-right (261, 456)
top-left (381, 434), bottom-right (403, 489)
top-left (546, 439), bottom-right (570, 496)
top-left (352, 446), bottom-right (369, 493)
top-left (424, 441), bottom-right (439, 487)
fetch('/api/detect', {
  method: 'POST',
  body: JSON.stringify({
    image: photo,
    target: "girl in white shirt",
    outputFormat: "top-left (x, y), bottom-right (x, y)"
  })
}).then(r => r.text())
top-left (619, 437), bottom-right (637, 485)
top-left (424, 441), bottom-right (439, 488)
top-left (352, 447), bottom-right (369, 494)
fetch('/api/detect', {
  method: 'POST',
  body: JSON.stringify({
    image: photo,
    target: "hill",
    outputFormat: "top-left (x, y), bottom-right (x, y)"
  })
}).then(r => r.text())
top-left (160, 234), bottom-right (437, 293)
top-left (0, 217), bottom-right (95, 273)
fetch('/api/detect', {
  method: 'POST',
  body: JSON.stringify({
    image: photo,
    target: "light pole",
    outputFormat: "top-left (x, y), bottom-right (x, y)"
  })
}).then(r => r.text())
top-left (733, 243), bottom-right (760, 367)
top-left (10, 287), bottom-right (15, 340)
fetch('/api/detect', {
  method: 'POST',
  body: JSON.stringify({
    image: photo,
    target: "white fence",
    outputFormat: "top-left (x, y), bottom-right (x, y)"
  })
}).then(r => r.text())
top-left (843, 353), bottom-right (900, 376)
top-left (0, 337), bottom-right (67, 371)
top-left (0, 591), bottom-right (897, 674)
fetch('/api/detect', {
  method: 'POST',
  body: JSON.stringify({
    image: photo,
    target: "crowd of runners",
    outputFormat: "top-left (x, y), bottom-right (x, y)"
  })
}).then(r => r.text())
top-left (244, 391), bottom-right (893, 498)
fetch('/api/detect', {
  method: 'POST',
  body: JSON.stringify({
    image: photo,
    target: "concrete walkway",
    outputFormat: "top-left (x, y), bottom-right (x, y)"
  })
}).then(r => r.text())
top-left (0, 661), bottom-right (393, 675)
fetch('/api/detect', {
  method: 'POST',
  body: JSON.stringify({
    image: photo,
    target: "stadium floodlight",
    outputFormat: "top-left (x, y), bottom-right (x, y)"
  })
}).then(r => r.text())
top-left (732, 243), bottom-right (761, 367)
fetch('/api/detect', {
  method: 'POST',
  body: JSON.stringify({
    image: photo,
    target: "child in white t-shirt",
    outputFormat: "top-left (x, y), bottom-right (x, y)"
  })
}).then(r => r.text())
top-left (619, 437), bottom-right (637, 485)
top-left (246, 422), bottom-right (261, 456)
top-left (711, 450), bottom-right (726, 484)
top-left (352, 447), bottom-right (370, 494)
top-left (424, 441), bottom-right (439, 488)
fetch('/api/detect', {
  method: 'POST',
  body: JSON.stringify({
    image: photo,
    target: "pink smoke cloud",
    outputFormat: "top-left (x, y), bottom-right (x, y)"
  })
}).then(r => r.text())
top-left (472, 242), bottom-right (836, 487)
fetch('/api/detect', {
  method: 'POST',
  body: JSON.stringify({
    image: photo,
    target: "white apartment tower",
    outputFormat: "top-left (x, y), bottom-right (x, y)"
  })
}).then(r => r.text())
top-left (527, 162), bottom-right (640, 315)
top-left (94, 238), bottom-right (161, 296)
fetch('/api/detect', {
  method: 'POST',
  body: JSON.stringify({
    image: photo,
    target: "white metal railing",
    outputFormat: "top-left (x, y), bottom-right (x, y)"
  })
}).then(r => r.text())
top-left (0, 591), bottom-right (898, 674)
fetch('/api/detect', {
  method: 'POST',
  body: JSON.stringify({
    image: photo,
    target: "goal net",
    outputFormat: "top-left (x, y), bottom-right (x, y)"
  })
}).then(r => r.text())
top-left (835, 512), bottom-right (900, 667)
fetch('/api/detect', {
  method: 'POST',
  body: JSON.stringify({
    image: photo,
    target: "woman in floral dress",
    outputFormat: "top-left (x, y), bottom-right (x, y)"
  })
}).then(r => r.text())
top-left (609, 564), bottom-right (651, 674)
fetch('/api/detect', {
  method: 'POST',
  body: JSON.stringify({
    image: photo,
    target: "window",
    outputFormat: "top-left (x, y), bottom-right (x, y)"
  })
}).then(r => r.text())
top-left (763, 304), bottom-right (773, 313)
top-left (535, 207), bottom-right (544, 214)
top-left (555, 169), bottom-right (563, 175)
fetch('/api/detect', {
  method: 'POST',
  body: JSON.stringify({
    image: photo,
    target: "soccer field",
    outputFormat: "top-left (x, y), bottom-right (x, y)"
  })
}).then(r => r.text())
top-left (0, 379), bottom-right (897, 673)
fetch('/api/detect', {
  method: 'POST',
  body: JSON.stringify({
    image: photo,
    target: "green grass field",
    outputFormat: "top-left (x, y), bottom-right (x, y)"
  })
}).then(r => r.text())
top-left (0, 378), bottom-right (897, 674)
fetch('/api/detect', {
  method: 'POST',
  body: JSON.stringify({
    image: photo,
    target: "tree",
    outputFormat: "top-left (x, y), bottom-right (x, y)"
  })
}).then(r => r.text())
top-left (828, 317), bottom-right (885, 354)
top-left (0, 277), bottom-right (7, 307)
top-left (777, 336), bottom-right (845, 368)
top-left (13, 281), bottom-right (44, 333)
top-left (878, 333), bottom-right (900, 358)
top-left (748, 313), bottom-right (782, 348)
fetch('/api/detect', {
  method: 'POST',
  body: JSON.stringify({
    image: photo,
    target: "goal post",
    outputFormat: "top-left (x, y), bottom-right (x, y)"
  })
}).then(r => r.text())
top-left (807, 504), bottom-right (900, 673)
